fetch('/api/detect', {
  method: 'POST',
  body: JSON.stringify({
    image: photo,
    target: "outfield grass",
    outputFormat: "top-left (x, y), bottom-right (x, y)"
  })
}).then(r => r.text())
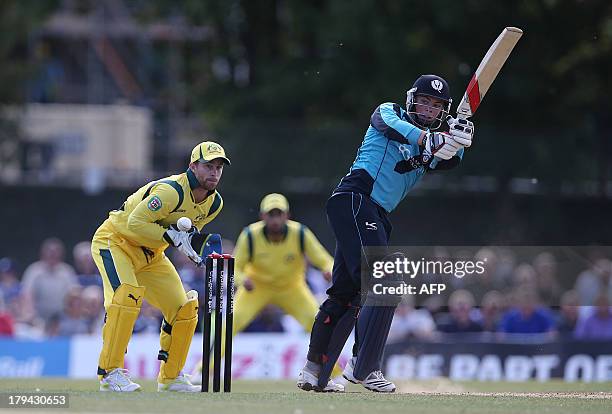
top-left (1, 379), bottom-right (611, 414)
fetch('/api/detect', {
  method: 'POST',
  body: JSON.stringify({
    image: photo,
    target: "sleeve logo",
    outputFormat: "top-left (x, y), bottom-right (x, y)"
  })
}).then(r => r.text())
top-left (147, 196), bottom-right (163, 211)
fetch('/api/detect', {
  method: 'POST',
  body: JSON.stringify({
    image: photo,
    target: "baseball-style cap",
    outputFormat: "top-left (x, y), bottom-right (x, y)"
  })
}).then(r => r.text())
top-left (190, 141), bottom-right (231, 165)
top-left (260, 193), bottom-right (289, 213)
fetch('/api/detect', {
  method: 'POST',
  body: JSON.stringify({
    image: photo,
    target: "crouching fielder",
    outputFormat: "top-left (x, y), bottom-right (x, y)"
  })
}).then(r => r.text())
top-left (91, 141), bottom-right (230, 392)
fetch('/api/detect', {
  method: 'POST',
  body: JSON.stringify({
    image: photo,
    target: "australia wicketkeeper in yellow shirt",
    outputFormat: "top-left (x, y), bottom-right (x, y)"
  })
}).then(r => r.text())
top-left (91, 141), bottom-right (230, 392)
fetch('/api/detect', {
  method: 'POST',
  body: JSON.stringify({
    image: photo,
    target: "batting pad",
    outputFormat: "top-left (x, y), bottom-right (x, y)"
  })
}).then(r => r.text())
top-left (98, 284), bottom-right (146, 376)
top-left (158, 290), bottom-right (199, 383)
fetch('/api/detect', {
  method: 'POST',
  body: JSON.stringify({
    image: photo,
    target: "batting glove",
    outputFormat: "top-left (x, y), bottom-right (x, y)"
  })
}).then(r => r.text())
top-left (423, 131), bottom-right (461, 161)
top-left (447, 117), bottom-right (474, 148)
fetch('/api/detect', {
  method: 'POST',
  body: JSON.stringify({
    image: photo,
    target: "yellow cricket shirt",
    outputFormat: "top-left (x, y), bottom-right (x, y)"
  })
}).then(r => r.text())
top-left (234, 220), bottom-right (333, 289)
top-left (106, 169), bottom-right (223, 253)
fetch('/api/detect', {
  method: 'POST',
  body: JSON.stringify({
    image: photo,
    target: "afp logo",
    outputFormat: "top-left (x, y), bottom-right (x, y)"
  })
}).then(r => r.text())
top-left (431, 79), bottom-right (444, 92)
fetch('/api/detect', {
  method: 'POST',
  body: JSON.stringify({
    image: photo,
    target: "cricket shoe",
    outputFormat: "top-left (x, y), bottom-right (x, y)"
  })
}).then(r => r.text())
top-left (99, 368), bottom-right (141, 392)
top-left (297, 367), bottom-right (345, 392)
top-left (342, 357), bottom-right (359, 384)
top-left (360, 370), bottom-right (396, 393)
top-left (189, 361), bottom-right (203, 385)
top-left (158, 373), bottom-right (201, 392)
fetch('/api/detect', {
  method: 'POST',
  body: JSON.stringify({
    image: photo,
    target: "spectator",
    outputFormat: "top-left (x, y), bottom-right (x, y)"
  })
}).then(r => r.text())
top-left (494, 248), bottom-right (518, 290)
top-left (0, 295), bottom-right (15, 336)
top-left (21, 238), bottom-right (77, 324)
top-left (438, 290), bottom-right (483, 333)
top-left (478, 290), bottom-right (505, 332)
top-left (422, 293), bottom-right (445, 322)
top-left (0, 257), bottom-right (21, 304)
top-left (446, 249), bottom-right (478, 292)
top-left (469, 248), bottom-right (502, 301)
top-left (574, 294), bottom-right (612, 340)
top-left (574, 258), bottom-right (612, 306)
top-left (512, 263), bottom-right (538, 292)
top-left (533, 252), bottom-right (562, 305)
top-left (57, 286), bottom-right (90, 336)
top-left (388, 296), bottom-right (436, 342)
top-left (498, 290), bottom-right (555, 335)
top-left (556, 290), bottom-right (579, 336)
top-left (44, 314), bottom-right (61, 337)
top-left (81, 285), bottom-right (104, 334)
top-left (73, 241), bottom-right (101, 287)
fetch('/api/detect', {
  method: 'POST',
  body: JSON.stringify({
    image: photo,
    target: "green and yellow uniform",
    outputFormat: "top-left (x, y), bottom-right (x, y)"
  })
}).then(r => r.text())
top-left (232, 219), bottom-right (333, 333)
top-left (91, 141), bottom-right (229, 384)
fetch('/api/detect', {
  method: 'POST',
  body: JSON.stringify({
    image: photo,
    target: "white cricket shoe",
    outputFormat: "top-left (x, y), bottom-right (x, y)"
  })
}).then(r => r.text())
top-left (99, 368), bottom-right (141, 392)
top-left (342, 357), bottom-right (359, 384)
top-left (189, 361), bottom-right (203, 385)
top-left (361, 370), bottom-right (396, 393)
top-left (342, 358), bottom-right (395, 392)
top-left (158, 373), bottom-right (201, 392)
top-left (189, 374), bottom-right (202, 386)
top-left (297, 367), bottom-right (345, 393)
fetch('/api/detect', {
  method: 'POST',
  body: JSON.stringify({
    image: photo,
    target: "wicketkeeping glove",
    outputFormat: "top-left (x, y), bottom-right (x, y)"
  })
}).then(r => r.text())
top-left (164, 227), bottom-right (202, 265)
top-left (190, 233), bottom-right (223, 258)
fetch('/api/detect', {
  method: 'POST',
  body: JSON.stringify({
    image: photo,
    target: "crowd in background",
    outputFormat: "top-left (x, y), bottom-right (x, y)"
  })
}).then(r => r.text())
top-left (1, 239), bottom-right (612, 342)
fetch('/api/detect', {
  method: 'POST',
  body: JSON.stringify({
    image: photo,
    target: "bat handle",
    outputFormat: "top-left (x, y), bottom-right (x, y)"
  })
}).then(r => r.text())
top-left (447, 112), bottom-right (471, 129)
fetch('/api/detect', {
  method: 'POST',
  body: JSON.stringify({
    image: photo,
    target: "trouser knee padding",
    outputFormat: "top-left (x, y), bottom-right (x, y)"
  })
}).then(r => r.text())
top-left (158, 290), bottom-right (199, 382)
top-left (98, 284), bottom-right (145, 375)
top-left (315, 298), bottom-right (351, 327)
top-left (308, 296), bottom-right (360, 367)
top-left (315, 299), bottom-right (361, 388)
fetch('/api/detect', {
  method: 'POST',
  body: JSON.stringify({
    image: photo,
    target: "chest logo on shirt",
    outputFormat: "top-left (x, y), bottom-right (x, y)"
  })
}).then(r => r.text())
top-left (147, 196), bottom-right (162, 211)
top-left (398, 144), bottom-right (412, 160)
top-left (285, 254), bottom-right (296, 263)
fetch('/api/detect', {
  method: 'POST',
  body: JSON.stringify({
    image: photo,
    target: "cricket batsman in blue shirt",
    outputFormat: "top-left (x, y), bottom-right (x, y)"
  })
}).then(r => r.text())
top-left (297, 75), bottom-right (474, 392)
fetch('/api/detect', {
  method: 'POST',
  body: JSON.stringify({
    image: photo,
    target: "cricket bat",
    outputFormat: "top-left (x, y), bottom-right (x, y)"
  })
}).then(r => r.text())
top-left (455, 26), bottom-right (523, 120)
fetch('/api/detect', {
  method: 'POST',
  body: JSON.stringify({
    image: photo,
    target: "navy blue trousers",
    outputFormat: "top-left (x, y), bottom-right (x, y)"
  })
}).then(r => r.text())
top-left (309, 192), bottom-right (394, 385)
top-left (326, 192), bottom-right (392, 300)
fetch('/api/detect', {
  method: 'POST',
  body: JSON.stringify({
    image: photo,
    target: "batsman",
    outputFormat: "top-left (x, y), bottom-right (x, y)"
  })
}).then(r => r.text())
top-left (91, 141), bottom-right (230, 392)
top-left (297, 75), bottom-right (474, 393)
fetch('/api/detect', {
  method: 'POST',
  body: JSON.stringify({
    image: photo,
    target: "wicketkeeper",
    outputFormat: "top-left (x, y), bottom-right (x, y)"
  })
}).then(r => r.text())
top-left (91, 141), bottom-right (229, 392)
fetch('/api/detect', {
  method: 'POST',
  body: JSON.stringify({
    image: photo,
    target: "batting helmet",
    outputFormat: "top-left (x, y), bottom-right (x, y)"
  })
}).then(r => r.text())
top-left (406, 74), bottom-right (452, 130)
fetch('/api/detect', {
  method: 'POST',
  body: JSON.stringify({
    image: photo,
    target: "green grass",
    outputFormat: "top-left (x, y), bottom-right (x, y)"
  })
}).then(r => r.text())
top-left (1, 379), bottom-right (611, 414)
